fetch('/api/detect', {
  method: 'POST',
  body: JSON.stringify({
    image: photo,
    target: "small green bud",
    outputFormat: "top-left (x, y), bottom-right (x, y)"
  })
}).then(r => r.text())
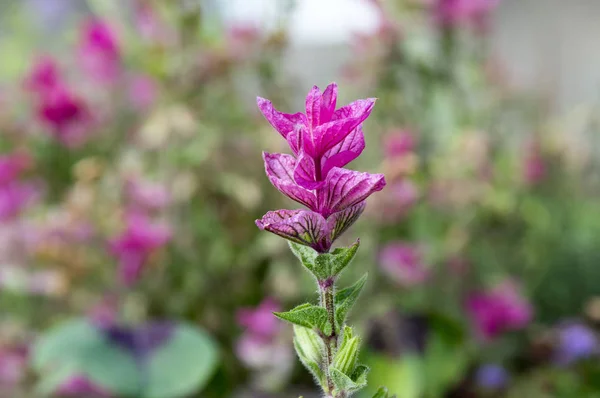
top-left (333, 326), bottom-right (360, 376)
top-left (293, 325), bottom-right (325, 365)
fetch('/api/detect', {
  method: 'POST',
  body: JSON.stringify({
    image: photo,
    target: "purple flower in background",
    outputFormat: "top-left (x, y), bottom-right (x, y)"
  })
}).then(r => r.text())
top-left (467, 280), bottom-right (532, 340)
top-left (37, 83), bottom-right (93, 147)
top-left (379, 242), bottom-right (429, 287)
top-left (109, 212), bottom-right (171, 287)
top-left (435, 0), bottom-right (500, 29)
top-left (237, 298), bottom-right (282, 341)
top-left (523, 140), bottom-right (547, 185)
top-left (128, 74), bottom-right (158, 111)
top-left (0, 346), bottom-right (27, 388)
top-left (125, 178), bottom-right (170, 211)
top-left (554, 323), bottom-right (598, 366)
top-left (78, 19), bottom-right (121, 83)
top-left (475, 364), bottom-right (509, 390)
top-left (57, 375), bottom-right (112, 397)
top-left (0, 153), bottom-right (38, 221)
top-left (378, 179), bottom-right (419, 222)
top-left (256, 83), bottom-right (386, 252)
top-left (24, 56), bottom-right (61, 94)
top-left (384, 130), bottom-right (416, 158)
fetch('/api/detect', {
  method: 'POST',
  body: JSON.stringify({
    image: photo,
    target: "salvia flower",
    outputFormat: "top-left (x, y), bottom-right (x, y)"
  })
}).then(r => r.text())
top-left (379, 242), bottom-right (429, 287)
top-left (109, 212), bottom-right (171, 287)
top-left (475, 363), bottom-right (509, 391)
top-left (237, 298), bottom-right (282, 341)
top-left (554, 323), bottom-right (598, 366)
top-left (78, 19), bottom-right (121, 84)
top-left (466, 280), bottom-right (532, 340)
top-left (256, 83), bottom-right (386, 252)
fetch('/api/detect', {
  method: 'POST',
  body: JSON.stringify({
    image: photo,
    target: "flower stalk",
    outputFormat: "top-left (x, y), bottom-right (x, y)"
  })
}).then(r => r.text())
top-left (255, 83), bottom-right (394, 397)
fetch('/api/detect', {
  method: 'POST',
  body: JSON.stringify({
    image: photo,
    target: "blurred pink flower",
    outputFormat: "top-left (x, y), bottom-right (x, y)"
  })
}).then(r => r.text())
top-left (467, 280), bottom-right (532, 341)
top-left (133, 0), bottom-right (173, 44)
top-left (57, 375), bottom-right (112, 397)
top-left (379, 242), bottom-right (429, 287)
top-left (523, 141), bottom-right (546, 185)
top-left (434, 0), bottom-right (500, 29)
top-left (24, 56), bottom-right (61, 94)
top-left (235, 332), bottom-right (292, 371)
top-left (237, 298), bottom-right (282, 341)
top-left (0, 153), bottom-right (38, 221)
top-left (226, 24), bottom-right (261, 60)
top-left (0, 346), bottom-right (27, 387)
top-left (384, 130), bottom-right (416, 158)
top-left (37, 83), bottom-right (93, 147)
top-left (128, 74), bottom-right (158, 110)
top-left (125, 178), bottom-right (170, 211)
top-left (109, 212), bottom-right (171, 287)
top-left (380, 179), bottom-right (419, 220)
top-left (78, 19), bottom-right (121, 84)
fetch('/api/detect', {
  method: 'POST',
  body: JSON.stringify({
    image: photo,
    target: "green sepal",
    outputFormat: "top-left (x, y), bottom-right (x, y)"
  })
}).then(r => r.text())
top-left (372, 386), bottom-right (397, 398)
top-left (334, 273), bottom-right (368, 332)
top-left (332, 326), bottom-right (360, 377)
top-left (289, 240), bottom-right (359, 281)
top-left (274, 303), bottom-right (331, 335)
top-left (330, 364), bottom-right (369, 395)
top-left (293, 326), bottom-right (326, 386)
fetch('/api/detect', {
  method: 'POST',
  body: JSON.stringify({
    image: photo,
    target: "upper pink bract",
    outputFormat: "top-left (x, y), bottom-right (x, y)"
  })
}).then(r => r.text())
top-left (255, 83), bottom-right (386, 252)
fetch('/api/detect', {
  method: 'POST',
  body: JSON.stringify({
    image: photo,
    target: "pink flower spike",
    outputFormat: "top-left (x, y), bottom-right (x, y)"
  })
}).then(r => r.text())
top-left (257, 97), bottom-right (307, 139)
top-left (78, 19), bottom-right (121, 84)
top-left (379, 242), bottom-right (429, 287)
top-left (109, 212), bottom-right (171, 287)
top-left (466, 280), bottom-right (532, 341)
top-left (237, 298), bottom-right (282, 340)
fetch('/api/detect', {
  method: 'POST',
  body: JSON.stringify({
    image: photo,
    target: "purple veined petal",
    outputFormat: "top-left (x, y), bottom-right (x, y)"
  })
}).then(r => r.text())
top-left (318, 167), bottom-right (386, 218)
top-left (286, 124), bottom-right (306, 156)
top-left (293, 153), bottom-right (327, 191)
top-left (331, 98), bottom-right (376, 121)
top-left (311, 105), bottom-right (372, 157)
top-left (263, 152), bottom-right (317, 210)
top-left (305, 85), bottom-right (322, 130)
top-left (319, 83), bottom-right (338, 124)
top-left (327, 201), bottom-right (366, 243)
top-left (255, 209), bottom-right (330, 252)
top-left (322, 125), bottom-right (366, 176)
top-left (257, 97), bottom-right (307, 138)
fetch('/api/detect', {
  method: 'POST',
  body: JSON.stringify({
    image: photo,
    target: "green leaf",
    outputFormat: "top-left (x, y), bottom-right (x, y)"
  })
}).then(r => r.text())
top-left (334, 274), bottom-right (368, 331)
top-left (288, 242), bottom-right (319, 276)
top-left (293, 326), bottom-right (326, 387)
top-left (372, 386), bottom-right (397, 398)
top-left (289, 240), bottom-right (359, 280)
top-left (330, 365), bottom-right (369, 394)
top-left (332, 326), bottom-right (360, 377)
top-left (274, 303), bottom-right (331, 335)
top-left (145, 323), bottom-right (219, 398)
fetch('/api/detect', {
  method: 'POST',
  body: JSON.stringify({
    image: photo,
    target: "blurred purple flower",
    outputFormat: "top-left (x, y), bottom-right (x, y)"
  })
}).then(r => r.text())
top-left (78, 19), bottom-right (121, 84)
top-left (0, 153), bottom-right (38, 221)
top-left (384, 130), bottom-right (416, 158)
top-left (466, 280), bottom-right (532, 340)
top-left (256, 83), bottom-right (385, 252)
top-left (475, 364), bottom-right (509, 390)
top-left (523, 140), bottom-right (546, 185)
top-left (128, 74), bottom-right (158, 111)
top-left (0, 346), bottom-right (27, 388)
top-left (237, 298), bottom-right (282, 341)
top-left (554, 323), bottom-right (598, 366)
top-left (435, 0), bottom-right (500, 29)
top-left (37, 83), bottom-right (93, 147)
top-left (57, 375), bottom-right (112, 397)
top-left (379, 242), bottom-right (429, 287)
top-left (109, 212), bottom-right (171, 287)
top-left (379, 179), bottom-right (419, 221)
top-left (125, 178), bottom-right (170, 210)
top-left (24, 56), bottom-right (61, 95)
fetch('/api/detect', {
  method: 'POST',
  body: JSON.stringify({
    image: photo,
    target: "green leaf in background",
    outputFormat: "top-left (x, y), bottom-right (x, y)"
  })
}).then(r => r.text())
top-left (145, 323), bottom-right (219, 398)
top-left (335, 274), bottom-right (368, 331)
top-left (362, 354), bottom-right (423, 398)
top-left (371, 386), bottom-right (397, 398)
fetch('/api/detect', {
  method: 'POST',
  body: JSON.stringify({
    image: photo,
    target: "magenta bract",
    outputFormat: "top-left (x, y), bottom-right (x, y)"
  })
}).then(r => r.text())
top-left (256, 83), bottom-right (385, 252)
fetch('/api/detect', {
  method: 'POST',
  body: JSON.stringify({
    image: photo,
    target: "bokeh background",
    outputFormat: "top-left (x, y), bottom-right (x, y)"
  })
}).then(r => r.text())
top-left (2, 0), bottom-right (600, 397)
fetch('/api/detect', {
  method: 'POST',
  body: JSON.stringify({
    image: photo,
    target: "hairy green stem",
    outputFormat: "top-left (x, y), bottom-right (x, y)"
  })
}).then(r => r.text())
top-left (320, 281), bottom-right (340, 396)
